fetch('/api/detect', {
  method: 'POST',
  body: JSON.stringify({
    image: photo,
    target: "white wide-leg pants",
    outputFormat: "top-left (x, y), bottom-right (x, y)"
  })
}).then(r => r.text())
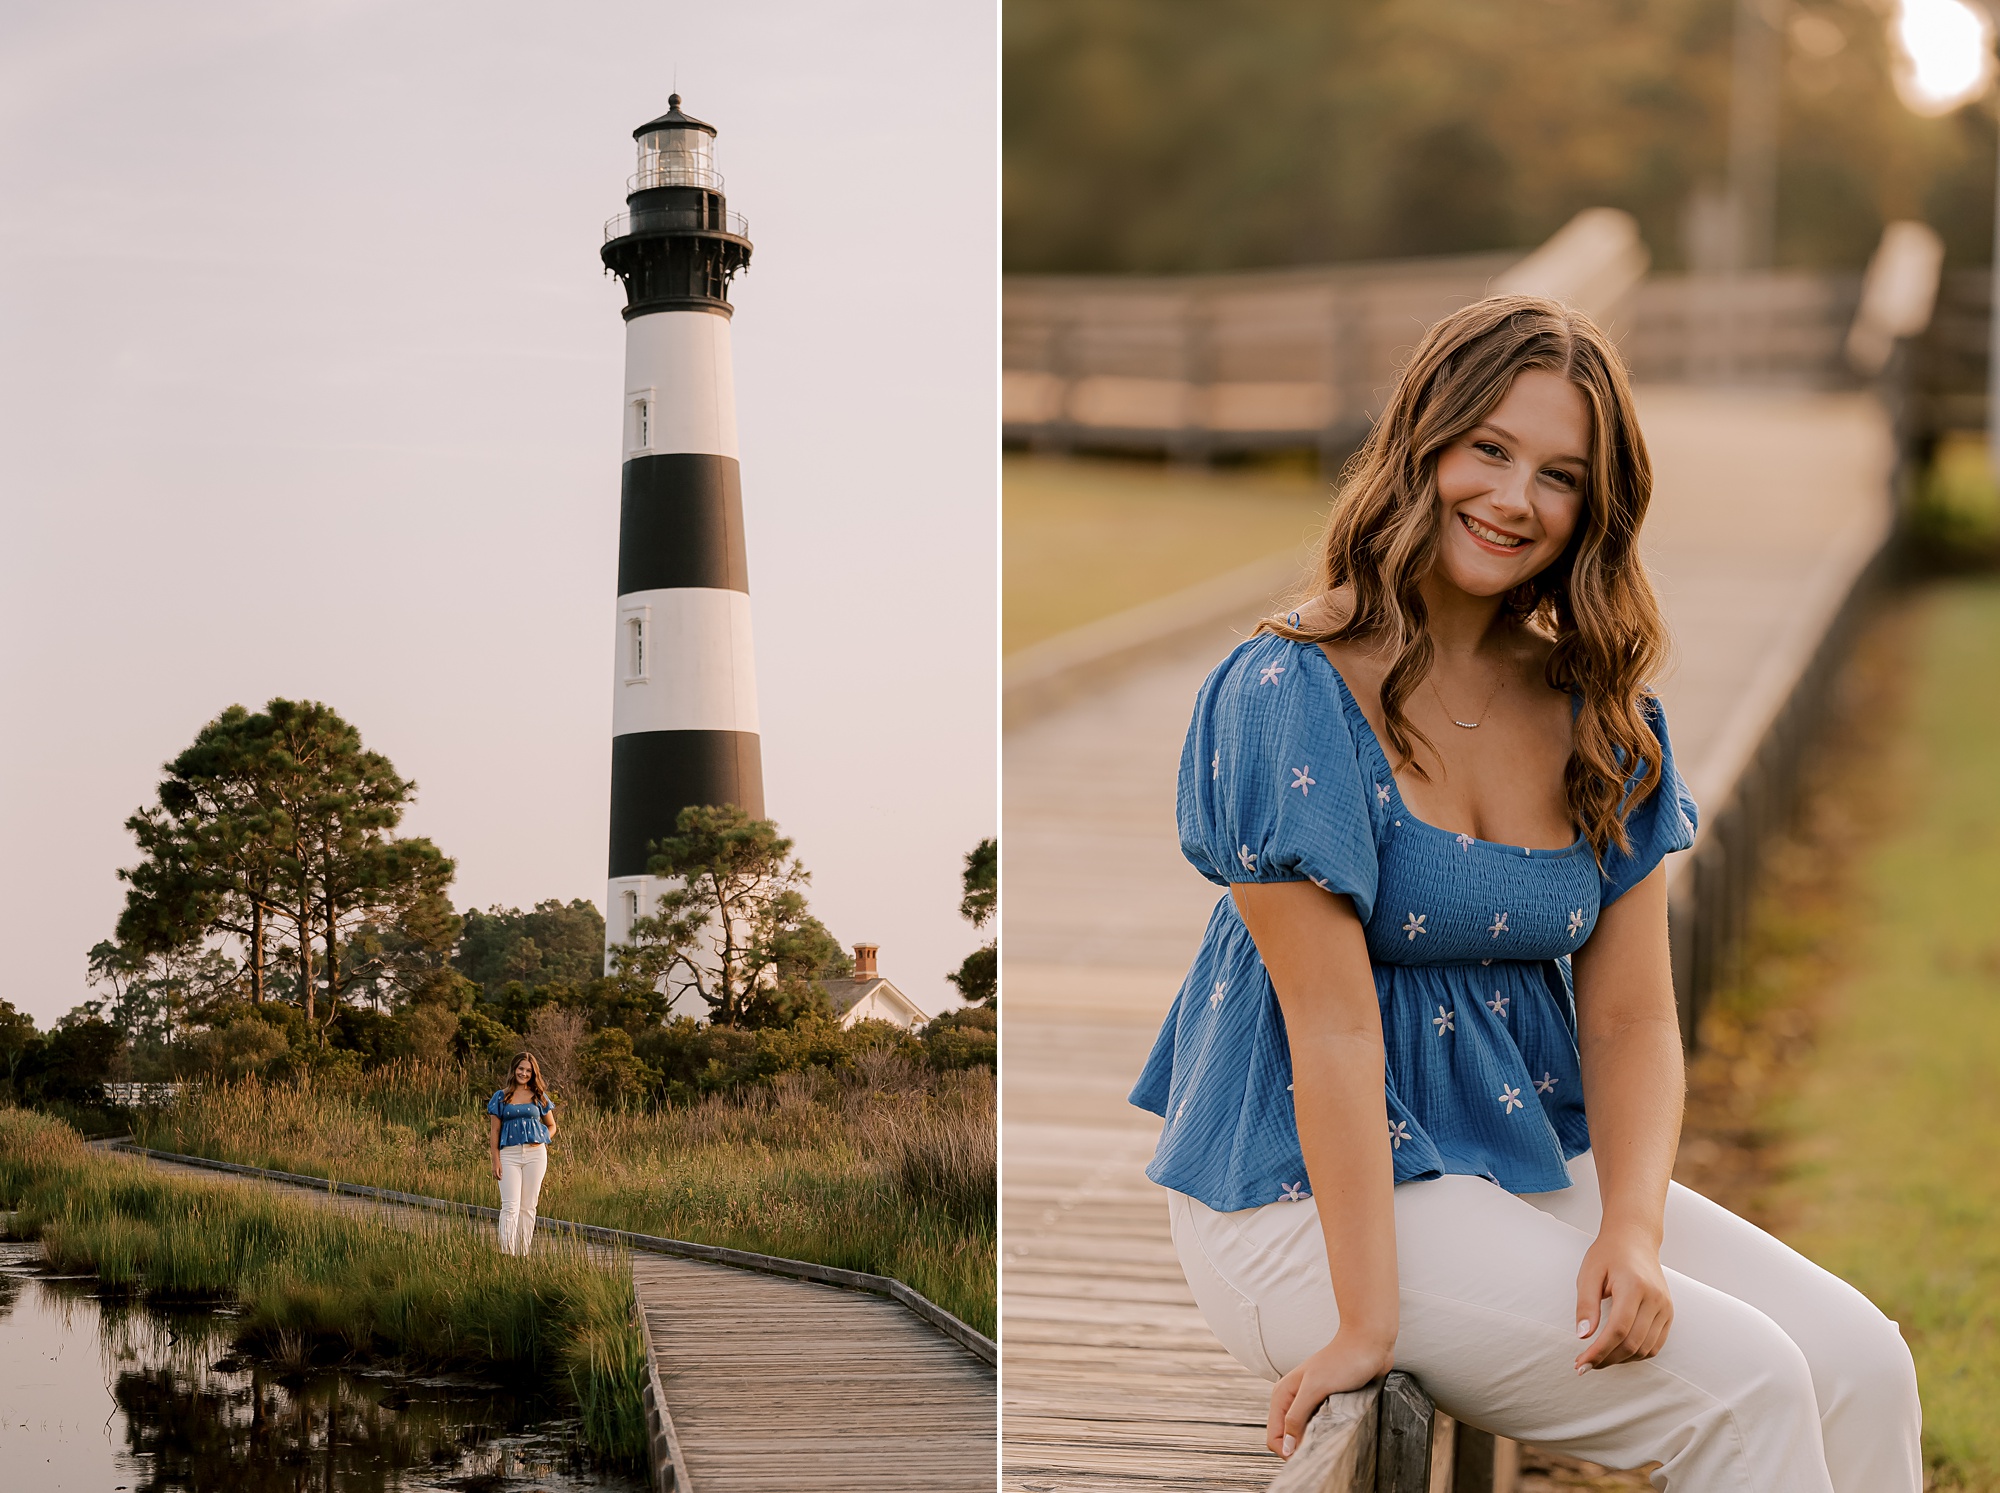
top-left (1170, 1152), bottom-right (1919, 1492)
top-left (496, 1143), bottom-right (549, 1257)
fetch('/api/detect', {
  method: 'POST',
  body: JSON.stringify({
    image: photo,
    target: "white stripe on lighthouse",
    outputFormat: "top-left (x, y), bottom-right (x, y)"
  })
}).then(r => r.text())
top-left (611, 587), bottom-right (759, 736)
top-left (623, 311), bottom-right (738, 459)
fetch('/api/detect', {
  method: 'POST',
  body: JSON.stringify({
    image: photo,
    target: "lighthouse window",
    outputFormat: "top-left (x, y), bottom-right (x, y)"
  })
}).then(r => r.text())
top-left (623, 889), bottom-right (639, 926)
top-left (628, 616), bottom-right (646, 678)
top-left (635, 397), bottom-right (651, 449)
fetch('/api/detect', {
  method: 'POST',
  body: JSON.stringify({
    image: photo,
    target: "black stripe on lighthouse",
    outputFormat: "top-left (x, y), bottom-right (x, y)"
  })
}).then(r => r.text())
top-left (618, 453), bottom-right (749, 594)
top-left (608, 731), bottom-right (765, 877)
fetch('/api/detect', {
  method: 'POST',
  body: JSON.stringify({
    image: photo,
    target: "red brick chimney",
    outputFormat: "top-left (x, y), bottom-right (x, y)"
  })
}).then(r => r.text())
top-left (853, 943), bottom-right (879, 980)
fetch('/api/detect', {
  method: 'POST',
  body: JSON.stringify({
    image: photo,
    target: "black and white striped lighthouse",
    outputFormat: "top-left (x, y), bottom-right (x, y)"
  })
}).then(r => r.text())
top-left (599, 97), bottom-right (762, 956)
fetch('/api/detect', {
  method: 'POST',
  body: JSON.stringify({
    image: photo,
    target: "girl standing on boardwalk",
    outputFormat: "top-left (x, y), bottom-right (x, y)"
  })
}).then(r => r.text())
top-left (1131, 297), bottom-right (1920, 1490)
top-left (488, 1051), bottom-right (556, 1256)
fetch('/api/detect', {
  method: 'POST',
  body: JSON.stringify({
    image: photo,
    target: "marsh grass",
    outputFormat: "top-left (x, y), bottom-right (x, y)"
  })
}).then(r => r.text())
top-left (0, 1107), bottom-right (647, 1463)
top-left (132, 1059), bottom-right (997, 1334)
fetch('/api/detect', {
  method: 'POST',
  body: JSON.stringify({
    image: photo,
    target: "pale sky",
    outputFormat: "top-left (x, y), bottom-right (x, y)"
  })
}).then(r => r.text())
top-left (0, 0), bottom-right (998, 1027)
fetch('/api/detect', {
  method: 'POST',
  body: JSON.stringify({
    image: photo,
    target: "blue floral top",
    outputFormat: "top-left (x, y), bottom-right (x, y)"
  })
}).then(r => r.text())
top-left (1130, 634), bottom-right (1698, 1209)
top-left (487, 1090), bottom-right (554, 1149)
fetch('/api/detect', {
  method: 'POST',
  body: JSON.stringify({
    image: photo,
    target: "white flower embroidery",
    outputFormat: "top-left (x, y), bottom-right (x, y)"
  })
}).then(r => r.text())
top-left (1402, 912), bottom-right (1428, 941)
top-left (1290, 765), bottom-right (1316, 797)
top-left (1487, 992), bottom-right (1509, 1018)
top-left (1567, 908), bottom-right (1586, 938)
top-left (1388, 1120), bottom-right (1411, 1149)
top-left (1259, 663), bottom-right (1286, 686)
top-left (1174, 1098), bottom-right (1188, 1123)
top-left (1376, 782), bottom-right (1391, 805)
top-left (1280, 1182), bottom-right (1310, 1202)
top-left (1489, 911), bottom-right (1510, 938)
top-left (1309, 875), bottom-right (1330, 891)
top-left (1209, 980), bottom-right (1228, 1011)
top-left (1432, 1005), bottom-right (1455, 1035)
top-left (1534, 1072), bottom-right (1558, 1095)
top-left (1481, 958), bottom-right (1492, 966)
top-left (1238, 844), bottom-right (1257, 874)
top-left (1212, 749), bottom-right (1220, 781)
top-left (1498, 1084), bottom-right (1525, 1114)
top-left (1456, 832), bottom-right (1475, 851)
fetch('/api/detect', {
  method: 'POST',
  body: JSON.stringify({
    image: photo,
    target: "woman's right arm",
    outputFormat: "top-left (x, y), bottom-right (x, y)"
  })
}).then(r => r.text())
top-left (1231, 880), bottom-right (1398, 1459)
top-left (488, 1112), bottom-right (502, 1179)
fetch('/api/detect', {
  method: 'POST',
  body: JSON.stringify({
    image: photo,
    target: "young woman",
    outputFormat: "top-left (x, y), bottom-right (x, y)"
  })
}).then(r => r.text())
top-left (1130, 297), bottom-right (1920, 1490)
top-left (487, 1051), bottom-right (556, 1257)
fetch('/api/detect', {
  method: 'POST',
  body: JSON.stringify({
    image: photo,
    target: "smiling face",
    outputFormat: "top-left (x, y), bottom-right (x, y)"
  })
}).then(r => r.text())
top-left (513, 1058), bottom-right (534, 1087)
top-left (1430, 367), bottom-right (1591, 600)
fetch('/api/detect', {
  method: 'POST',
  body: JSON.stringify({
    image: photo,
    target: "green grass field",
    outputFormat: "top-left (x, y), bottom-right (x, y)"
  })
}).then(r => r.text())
top-left (1761, 579), bottom-right (2000, 1485)
top-left (1004, 453), bottom-right (1328, 653)
top-left (131, 1062), bottom-right (996, 1336)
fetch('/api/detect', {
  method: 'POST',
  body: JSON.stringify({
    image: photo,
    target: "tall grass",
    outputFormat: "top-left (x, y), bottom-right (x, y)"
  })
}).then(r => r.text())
top-left (132, 1059), bottom-right (997, 1334)
top-left (0, 1107), bottom-right (647, 1463)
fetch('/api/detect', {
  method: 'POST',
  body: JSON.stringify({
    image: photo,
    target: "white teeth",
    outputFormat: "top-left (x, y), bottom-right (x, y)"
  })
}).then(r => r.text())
top-left (1463, 515), bottom-right (1525, 548)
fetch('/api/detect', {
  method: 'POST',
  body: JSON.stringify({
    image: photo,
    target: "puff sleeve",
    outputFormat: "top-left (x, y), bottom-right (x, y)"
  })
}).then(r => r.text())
top-left (1597, 694), bottom-right (1700, 906)
top-left (1177, 635), bottom-right (1379, 923)
top-left (485, 1089), bottom-right (504, 1117)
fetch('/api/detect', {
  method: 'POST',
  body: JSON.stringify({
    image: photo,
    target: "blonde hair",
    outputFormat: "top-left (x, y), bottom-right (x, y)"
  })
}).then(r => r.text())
top-left (504, 1050), bottom-right (549, 1105)
top-left (1266, 294), bottom-right (1670, 857)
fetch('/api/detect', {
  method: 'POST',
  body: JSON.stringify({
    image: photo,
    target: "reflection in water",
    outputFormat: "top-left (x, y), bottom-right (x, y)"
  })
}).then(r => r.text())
top-left (0, 1240), bottom-right (642, 1493)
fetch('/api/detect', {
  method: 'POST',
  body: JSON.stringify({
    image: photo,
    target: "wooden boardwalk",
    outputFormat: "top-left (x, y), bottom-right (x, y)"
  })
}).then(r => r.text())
top-left (632, 1254), bottom-right (996, 1491)
top-left (104, 1145), bottom-right (998, 1493)
top-left (1000, 387), bottom-right (1895, 1491)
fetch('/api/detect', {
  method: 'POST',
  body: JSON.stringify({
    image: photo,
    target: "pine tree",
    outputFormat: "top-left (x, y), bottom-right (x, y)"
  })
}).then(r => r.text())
top-left (612, 805), bottom-right (848, 1029)
top-left (947, 837), bottom-right (998, 1009)
top-left (113, 699), bottom-right (455, 1033)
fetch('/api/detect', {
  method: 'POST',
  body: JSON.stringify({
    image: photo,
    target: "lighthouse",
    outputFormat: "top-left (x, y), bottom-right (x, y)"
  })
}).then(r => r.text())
top-left (600, 97), bottom-right (762, 961)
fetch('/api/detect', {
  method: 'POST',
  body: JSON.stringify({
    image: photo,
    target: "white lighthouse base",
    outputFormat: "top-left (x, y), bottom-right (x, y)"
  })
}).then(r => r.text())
top-left (604, 874), bottom-right (709, 1021)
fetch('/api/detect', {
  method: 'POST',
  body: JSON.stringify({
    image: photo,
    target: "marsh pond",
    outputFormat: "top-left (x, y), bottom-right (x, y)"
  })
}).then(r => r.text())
top-left (0, 1240), bottom-right (644, 1492)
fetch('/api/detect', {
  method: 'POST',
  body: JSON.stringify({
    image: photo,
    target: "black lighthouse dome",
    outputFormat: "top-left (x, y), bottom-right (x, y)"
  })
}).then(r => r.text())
top-left (602, 95), bottom-right (751, 318)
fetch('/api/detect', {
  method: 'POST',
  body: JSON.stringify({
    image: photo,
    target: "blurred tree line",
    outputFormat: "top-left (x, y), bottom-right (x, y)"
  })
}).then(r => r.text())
top-left (0, 700), bottom-right (995, 1119)
top-left (1005, 0), bottom-right (1999, 274)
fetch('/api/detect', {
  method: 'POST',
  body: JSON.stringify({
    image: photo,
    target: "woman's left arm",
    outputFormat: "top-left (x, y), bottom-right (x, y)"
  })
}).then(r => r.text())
top-left (1569, 861), bottom-right (1683, 1374)
top-left (543, 1103), bottom-right (556, 1141)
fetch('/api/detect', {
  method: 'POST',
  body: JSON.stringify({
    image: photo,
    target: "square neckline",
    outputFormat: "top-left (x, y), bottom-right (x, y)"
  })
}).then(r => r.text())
top-left (1304, 642), bottom-right (1591, 860)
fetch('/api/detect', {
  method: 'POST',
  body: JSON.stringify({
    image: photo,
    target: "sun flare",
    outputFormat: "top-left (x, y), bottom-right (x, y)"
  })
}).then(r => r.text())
top-left (1892, 0), bottom-right (1995, 115)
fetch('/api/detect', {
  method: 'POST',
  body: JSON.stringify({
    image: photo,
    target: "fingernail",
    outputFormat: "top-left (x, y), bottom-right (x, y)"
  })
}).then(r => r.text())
top-left (1576, 1364), bottom-right (1590, 1376)
top-left (1577, 1320), bottom-right (1591, 1338)
top-left (1281, 1434), bottom-right (1296, 1457)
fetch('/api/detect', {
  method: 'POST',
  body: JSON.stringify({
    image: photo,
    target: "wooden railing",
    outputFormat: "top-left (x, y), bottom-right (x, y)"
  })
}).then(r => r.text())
top-left (1271, 1373), bottom-right (1518, 1493)
top-left (1003, 257), bottom-right (1867, 464)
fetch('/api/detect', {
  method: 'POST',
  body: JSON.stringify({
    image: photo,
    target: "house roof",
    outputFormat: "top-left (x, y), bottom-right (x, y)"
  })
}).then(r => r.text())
top-left (821, 975), bottom-right (929, 1024)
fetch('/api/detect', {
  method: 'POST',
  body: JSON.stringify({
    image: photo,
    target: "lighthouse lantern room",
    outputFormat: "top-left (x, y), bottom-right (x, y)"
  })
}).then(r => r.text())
top-left (600, 97), bottom-right (763, 967)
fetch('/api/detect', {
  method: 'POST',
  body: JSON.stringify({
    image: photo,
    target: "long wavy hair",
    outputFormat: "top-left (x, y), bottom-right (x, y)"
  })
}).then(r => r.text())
top-left (503, 1050), bottom-right (549, 1105)
top-left (1265, 295), bottom-right (1670, 857)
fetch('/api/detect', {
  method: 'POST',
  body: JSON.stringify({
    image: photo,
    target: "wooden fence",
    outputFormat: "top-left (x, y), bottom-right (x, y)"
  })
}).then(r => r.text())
top-left (1004, 262), bottom-right (1866, 464)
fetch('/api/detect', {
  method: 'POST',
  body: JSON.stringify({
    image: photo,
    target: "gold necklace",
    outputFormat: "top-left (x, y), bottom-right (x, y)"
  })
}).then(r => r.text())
top-left (1428, 670), bottom-right (1506, 729)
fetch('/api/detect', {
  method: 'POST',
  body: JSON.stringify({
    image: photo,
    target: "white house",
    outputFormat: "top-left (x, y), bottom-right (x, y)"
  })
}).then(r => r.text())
top-left (822, 944), bottom-right (930, 1030)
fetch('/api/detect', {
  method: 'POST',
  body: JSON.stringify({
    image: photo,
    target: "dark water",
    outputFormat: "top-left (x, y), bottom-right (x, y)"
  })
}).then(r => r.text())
top-left (0, 1240), bottom-right (645, 1493)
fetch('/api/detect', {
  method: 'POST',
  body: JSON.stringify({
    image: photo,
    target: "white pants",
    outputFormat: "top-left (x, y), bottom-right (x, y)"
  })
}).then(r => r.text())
top-left (496, 1144), bottom-right (548, 1256)
top-left (1170, 1153), bottom-right (1920, 1492)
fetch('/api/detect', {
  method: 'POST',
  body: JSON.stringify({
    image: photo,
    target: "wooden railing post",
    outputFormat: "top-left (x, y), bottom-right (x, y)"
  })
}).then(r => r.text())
top-left (1268, 1373), bottom-right (1519, 1493)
